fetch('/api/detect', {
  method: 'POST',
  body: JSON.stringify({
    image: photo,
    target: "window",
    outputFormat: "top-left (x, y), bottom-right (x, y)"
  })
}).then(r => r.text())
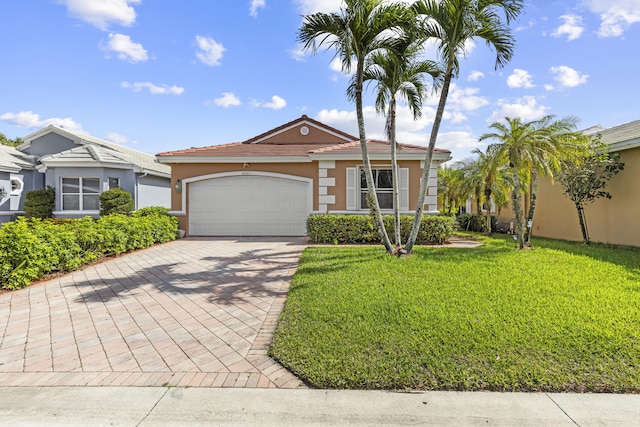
top-left (108, 177), bottom-right (120, 190)
top-left (61, 177), bottom-right (100, 211)
top-left (360, 169), bottom-right (393, 210)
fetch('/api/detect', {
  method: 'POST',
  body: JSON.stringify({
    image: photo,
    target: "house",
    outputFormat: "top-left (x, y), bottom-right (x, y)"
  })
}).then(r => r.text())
top-left (0, 125), bottom-right (171, 223)
top-left (0, 144), bottom-right (37, 223)
top-left (156, 115), bottom-right (452, 236)
top-left (530, 120), bottom-right (640, 247)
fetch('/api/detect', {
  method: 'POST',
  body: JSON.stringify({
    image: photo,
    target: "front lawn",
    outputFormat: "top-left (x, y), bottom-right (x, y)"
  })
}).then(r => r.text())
top-left (269, 235), bottom-right (640, 391)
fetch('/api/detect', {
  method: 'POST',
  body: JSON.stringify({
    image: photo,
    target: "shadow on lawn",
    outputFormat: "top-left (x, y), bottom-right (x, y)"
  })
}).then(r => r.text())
top-left (72, 244), bottom-right (304, 306)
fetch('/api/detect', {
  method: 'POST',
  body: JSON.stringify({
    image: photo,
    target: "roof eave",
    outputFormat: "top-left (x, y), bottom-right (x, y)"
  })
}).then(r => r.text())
top-left (157, 155), bottom-right (312, 164)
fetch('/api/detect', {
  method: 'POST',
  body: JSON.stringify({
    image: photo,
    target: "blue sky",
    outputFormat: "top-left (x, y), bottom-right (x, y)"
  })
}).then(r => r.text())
top-left (2, 0), bottom-right (640, 162)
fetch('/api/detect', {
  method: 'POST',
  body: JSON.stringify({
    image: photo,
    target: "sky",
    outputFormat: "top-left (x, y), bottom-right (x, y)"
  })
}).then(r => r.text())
top-left (2, 0), bottom-right (640, 163)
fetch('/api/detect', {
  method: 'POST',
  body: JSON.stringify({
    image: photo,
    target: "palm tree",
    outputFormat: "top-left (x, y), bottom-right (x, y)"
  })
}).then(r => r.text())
top-left (404, 0), bottom-right (524, 253)
top-left (356, 37), bottom-right (442, 246)
top-left (480, 115), bottom-right (583, 248)
top-left (459, 146), bottom-right (510, 235)
top-left (298, 0), bottom-right (412, 254)
top-left (437, 164), bottom-right (465, 214)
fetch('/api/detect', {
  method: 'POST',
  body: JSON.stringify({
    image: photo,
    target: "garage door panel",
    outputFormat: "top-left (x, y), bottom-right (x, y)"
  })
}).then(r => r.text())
top-left (189, 175), bottom-right (310, 236)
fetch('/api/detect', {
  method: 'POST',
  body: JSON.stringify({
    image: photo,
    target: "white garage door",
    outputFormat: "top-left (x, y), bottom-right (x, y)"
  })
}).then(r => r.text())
top-left (189, 174), bottom-right (311, 236)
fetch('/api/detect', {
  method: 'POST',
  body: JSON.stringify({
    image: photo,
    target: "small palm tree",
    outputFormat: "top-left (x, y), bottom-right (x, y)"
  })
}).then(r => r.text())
top-left (355, 36), bottom-right (442, 246)
top-left (298, 0), bottom-right (412, 254)
top-left (480, 115), bottom-right (584, 248)
top-left (405, 0), bottom-right (525, 253)
top-left (437, 165), bottom-right (465, 215)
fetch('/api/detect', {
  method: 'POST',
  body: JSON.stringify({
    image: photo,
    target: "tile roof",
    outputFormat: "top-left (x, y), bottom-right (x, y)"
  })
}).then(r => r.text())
top-left (596, 120), bottom-right (640, 146)
top-left (309, 139), bottom-right (450, 155)
top-left (156, 141), bottom-right (338, 158)
top-left (21, 125), bottom-right (170, 177)
top-left (39, 145), bottom-right (134, 167)
top-left (0, 145), bottom-right (34, 173)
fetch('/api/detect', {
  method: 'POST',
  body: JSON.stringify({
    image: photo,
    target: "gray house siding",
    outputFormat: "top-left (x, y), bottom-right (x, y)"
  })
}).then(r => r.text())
top-left (22, 133), bottom-right (77, 157)
top-left (136, 174), bottom-right (171, 209)
top-left (0, 170), bottom-right (40, 224)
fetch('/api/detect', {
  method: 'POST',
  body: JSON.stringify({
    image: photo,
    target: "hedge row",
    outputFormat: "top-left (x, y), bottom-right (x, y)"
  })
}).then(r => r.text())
top-left (0, 212), bottom-right (178, 290)
top-left (307, 214), bottom-right (454, 245)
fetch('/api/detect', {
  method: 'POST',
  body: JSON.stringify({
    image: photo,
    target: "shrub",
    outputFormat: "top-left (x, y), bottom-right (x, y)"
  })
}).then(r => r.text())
top-left (24, 186), bottom-right (55, 218)
top-left (133, 206), bottom-right (170, 217)
top-left (0, 213), bottom-right (179, 290)
top-left (307, 214), bottom-right (454, 245)
top-left (99, 187), bottom-right (134, 216)
top-left (457, 213), bottom-right (497, 233)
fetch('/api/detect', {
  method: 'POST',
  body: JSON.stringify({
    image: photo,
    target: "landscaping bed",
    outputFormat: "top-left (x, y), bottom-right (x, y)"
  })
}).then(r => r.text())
top-left (270, 235), bottom-right (640, 392)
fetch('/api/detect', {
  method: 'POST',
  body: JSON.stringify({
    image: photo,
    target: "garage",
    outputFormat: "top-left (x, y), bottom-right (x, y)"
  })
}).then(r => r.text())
top-left (188, 173), bottom-right (312, 236)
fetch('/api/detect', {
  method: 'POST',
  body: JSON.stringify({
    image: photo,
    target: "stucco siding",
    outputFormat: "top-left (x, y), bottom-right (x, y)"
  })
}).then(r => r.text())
top-left (137, 174), bottom-right (171, 209)
top-left (24, 133), bottom-right (76, 157)
top-left (533, 146), bottom-right (640, 246)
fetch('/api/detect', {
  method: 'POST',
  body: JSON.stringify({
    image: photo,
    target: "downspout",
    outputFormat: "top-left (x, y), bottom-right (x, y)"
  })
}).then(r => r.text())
top-left (136, 172), bottom-right (148, 210)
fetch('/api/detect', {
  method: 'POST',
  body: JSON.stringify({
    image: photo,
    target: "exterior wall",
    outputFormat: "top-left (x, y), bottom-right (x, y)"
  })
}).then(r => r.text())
top-left (23, 133), bottom-right (76, 157)
top-left (330, 160), bottom-right (437, 212)
top-left (533, 146), bottom-right (640, 246)
top-left (136, 174), bottom-right (171, 209)
top-left (169, 162), bottom-right (319, 233)
top-left (45, 166), bottom-right (137, 216)
top-left (0, 170), bottom-right (41, 224)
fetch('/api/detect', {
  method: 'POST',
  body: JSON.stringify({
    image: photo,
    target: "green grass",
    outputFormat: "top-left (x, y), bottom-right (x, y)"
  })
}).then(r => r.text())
top-left (269, 235), bottom-right (640, 392)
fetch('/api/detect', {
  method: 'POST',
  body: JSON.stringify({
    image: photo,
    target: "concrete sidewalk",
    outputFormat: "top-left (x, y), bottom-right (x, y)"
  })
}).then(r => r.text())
top-left (1, 387), bottom-right (639, 426)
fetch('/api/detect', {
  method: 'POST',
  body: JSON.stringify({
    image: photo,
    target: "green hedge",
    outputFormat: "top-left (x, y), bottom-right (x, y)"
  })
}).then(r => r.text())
top-left (307, 214), bottom-right (454, 245)
top-left (0, 213), bottom-right (178, 290)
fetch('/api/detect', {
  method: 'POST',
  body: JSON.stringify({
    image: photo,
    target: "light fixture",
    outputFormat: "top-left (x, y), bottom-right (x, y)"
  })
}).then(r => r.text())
top-left (175, 179), bottom-right (182, 193)
top-left (243, 163), bottom-right (250, 168)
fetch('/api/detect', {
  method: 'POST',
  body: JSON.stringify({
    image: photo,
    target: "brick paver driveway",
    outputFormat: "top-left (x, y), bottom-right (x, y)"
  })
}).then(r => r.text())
top-left (0, 237), bottom-right (307, 388)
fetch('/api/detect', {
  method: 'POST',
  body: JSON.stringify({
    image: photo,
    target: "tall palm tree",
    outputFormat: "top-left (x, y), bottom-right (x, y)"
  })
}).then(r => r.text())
top-left (356, 38), bottom-right (442, 246)
top-left (437, 164), bottom-right (465, 215)
top-left (298, 0), bottom-right (412, 254)
top-left (480, 115), bottom-right (583, 248)
top-left (404, 0), bottom-right (524, 253)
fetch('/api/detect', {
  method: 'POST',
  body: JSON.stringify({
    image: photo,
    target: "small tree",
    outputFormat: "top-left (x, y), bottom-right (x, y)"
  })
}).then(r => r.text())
top-left (100, 187), bottom-right (134, 216)
top-left (557, 139), bottom-right (624, 244)
top-left (24, 186), bottom-right (55, 218)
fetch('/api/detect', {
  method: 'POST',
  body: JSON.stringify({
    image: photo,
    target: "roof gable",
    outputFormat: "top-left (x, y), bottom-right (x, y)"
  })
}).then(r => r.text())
top-left (20, 125), bottom-right (170, 177)
top-left (244, 115), bottom-right (356, 144)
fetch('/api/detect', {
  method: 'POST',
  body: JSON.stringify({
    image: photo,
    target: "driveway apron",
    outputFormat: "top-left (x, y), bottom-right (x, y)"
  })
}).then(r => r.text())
top-left (0, 237), bottom-right (307, 388)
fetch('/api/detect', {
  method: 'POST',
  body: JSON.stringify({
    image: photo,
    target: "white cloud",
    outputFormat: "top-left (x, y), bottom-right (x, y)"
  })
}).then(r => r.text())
top-left (551, 14), bottom-right (585, 41)
top-left (121, 81), bottom-right (185, 95)
top-left (506, 68), bottom-right (535, 89)
top-left (195, 35), bottom-right (225, 66)
top-left (105, 132), bottom-right (138, 144)
top-left (486, 96), bottom-right (549, 124)
top-left (212, 92), bottom-right (241, 108)
top-left (62, 0), bottom-right (140, 30)
top-left (250, 0), bottom-right (266, 17)
top-left (263, 95), bottom-right (287, 110)
top-left (544, 84), bottom-right (555, 91)
top-left (435, 131), bottom-right (482, 151)
top-left (445, 84), bottom-right (489, 112)
top-left (467, 71), bottom-right (485, 82)
top-left (549, 65), bottom-right (588, 88)
top-left (0, 111), bottom-right (84, 132)
top-left (289, 44), bottom-right (308, 61)
top-left (102, 33), bottom-right (148, 62)
top-left (293, 0), bottom-right (341, 14)
top-left (583, 0), bottom-right (640, 37)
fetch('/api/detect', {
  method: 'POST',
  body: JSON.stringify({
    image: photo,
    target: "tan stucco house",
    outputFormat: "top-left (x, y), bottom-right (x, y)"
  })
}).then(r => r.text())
top-left (530, 120), bottom-right (640, 247)
top-left (156, 115), bottom-right (451, 236)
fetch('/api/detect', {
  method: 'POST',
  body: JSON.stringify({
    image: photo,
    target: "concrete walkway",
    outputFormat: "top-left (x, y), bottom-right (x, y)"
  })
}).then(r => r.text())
top-left (0, 237), bottom-right (307, 388)
top-left (1, 387), bottom-right (639, 426)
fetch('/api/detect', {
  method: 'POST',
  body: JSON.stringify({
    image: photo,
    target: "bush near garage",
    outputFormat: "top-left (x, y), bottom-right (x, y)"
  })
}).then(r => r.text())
top-left (307, 214), bottom-right (454, 245)
top-left (0, 210), bottom-right (178, 290)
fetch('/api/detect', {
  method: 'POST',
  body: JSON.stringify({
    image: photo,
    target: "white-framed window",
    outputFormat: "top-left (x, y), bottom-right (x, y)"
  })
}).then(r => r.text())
top-left (360, 169), bottom-right (393, 210)
top-left (61, 177), bottom-right (100, 211)
top-left (108, 177), bottom-right (120, 190)
top-left (346, 167), bottom-right (409, 211)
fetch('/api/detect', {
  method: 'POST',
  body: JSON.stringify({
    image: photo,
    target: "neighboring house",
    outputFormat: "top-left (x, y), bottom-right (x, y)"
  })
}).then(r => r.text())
top-left (157, 115), bottom-right (451, 237)
top-left (0, 125), bottom-right (171, 224)
top-left (0, 144), bottom-right (37, 223)
top-left (531, 120), bottom-right (640, 247)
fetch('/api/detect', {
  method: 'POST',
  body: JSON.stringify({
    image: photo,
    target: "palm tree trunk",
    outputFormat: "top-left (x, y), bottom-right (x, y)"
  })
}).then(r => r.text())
top-left (355, 62), bottom-right (394, 254)
top-left (389, 99), bottom-right (401, 247)
top-left (485, 191), bottom-right (492, 236)
top-left (511, 167), bottom-right (525, 249)
top-left (405, 69), bottom-right (454, 253)
top-left (524, 169), bottom-right (538, 246)
top-left (576, 204), bottom-right (590, 244)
